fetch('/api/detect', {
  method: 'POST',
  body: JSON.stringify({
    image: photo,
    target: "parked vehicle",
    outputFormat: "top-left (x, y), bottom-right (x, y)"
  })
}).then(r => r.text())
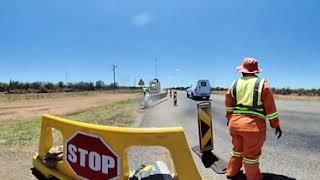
top-left (187, 80), bottom-right (211, 100)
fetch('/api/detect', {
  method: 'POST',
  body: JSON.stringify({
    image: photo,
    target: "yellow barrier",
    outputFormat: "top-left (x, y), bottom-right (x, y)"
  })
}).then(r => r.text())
top-left (33, 114), bottom-right (201, 180)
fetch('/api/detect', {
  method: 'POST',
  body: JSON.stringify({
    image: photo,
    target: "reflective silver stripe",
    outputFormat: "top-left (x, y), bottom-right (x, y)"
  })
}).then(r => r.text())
top-left (233, 109), bottom-right (266, 119)
top-left (267, 112), bottom-right (279, 120)
top-left (231, 151), bottom-right (243, 157)
top-left (226, 107), bottom-right (234, 112)
top-left (244, 157), bottom-right (259, 164)
top-left (252, 78), bottom-right (262, 109)
top-left (232, 80), bottom-right (239, 104)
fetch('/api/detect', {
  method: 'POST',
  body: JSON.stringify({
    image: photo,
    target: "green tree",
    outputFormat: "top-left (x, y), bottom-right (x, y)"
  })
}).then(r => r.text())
top-left (57, 81), bottom-right (65, 89)
top-left (95, 80), bottom-right (105, 90)
top-left (138, 79), bottom-right (145, 87)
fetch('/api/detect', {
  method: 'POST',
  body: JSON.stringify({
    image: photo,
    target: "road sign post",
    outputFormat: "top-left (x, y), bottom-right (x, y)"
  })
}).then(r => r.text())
top-left (66, 131), bottom-right (121, 179)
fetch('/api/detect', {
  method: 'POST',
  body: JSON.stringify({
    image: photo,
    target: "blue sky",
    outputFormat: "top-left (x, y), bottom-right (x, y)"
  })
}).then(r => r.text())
top-left (0, 0), bottom-right (319, 88)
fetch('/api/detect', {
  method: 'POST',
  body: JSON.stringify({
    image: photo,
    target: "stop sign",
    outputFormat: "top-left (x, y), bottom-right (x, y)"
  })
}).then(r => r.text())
top-left (66, 131), bottom-right (121, 179)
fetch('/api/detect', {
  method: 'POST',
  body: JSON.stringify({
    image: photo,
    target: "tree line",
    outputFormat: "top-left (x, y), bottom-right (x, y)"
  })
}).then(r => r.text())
top-left (0, 80), bottom-right (139, 93)
top-left (1, 81), bottom-right (320, 96)
top-left (271, 88), bottom-right (320, 96)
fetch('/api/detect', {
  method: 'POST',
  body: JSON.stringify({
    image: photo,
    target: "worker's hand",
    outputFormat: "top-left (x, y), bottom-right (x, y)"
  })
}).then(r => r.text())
top-left (275, 127), bottom-right (282, 139)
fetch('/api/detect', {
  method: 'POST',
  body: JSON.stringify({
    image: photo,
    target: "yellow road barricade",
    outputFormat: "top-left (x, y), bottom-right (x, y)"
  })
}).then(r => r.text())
top-left (33, 114), bottom-right (201, 180)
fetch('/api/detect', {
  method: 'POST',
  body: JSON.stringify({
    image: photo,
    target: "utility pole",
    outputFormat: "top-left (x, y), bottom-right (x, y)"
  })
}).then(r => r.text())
top-left (65, 72), bottom-right (68, 85)
top-left (8, 78), bottom-right (11, 94)
top-left (112, 65), bottom-right (118, 94)
top-left (155, 58), bottom-right (158, 79)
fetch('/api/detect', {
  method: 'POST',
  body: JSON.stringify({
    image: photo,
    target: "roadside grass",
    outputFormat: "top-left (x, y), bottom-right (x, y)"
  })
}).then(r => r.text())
top-left (0, 97), bottom-right (139, 146)
top-left (64, 98), bottom-right (138, 126)
top-left (0, 118), bottom-right (41, 146)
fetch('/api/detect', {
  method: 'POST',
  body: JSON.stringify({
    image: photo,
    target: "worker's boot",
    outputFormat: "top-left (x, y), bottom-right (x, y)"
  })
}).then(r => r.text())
top-left (227, 170), bottom-right (244, 180)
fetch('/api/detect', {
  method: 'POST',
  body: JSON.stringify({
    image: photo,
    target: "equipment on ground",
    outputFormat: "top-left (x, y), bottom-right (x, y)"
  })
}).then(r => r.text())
top-left (129, 161), bottom-right (174, 180)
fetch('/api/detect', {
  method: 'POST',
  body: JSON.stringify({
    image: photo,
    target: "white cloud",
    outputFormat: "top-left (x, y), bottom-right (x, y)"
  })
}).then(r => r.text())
top-left (175, 68), bottom-right (181, 72)
top-left (132, 12), bottom-right (152, 27)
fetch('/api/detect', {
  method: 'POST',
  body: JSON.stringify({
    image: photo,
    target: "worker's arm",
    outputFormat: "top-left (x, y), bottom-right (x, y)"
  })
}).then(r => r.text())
top-left (262, 81), bottom-right (280, 128)
top-left (225, 87), bottom-right (235, 121)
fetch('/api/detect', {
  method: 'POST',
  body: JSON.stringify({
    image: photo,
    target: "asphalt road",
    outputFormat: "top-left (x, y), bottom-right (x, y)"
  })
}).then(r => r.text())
top-left (136, 91), bottom-right (320, 180)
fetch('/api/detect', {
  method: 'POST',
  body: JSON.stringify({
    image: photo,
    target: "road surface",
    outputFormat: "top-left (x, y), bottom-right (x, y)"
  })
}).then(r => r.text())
top-left (135, 91), bottom-right (320, 180)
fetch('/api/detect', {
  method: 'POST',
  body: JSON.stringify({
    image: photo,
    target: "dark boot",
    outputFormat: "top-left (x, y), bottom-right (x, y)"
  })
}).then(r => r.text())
top-left (227, 170), bottom-right (244, 180)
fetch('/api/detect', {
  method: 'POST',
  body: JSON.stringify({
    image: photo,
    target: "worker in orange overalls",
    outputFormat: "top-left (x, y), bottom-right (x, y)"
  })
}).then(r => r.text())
top-left (225, 58), bottom-right (283, 180)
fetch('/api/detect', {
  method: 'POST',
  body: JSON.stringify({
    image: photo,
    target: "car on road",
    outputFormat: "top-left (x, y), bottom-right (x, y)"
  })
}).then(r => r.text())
top-left (187, 80), bottom-right (211, 100)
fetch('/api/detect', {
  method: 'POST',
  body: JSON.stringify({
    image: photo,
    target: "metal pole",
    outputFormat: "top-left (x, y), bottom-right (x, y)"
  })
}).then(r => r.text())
top-left (112, 65), bottom-right (118, 94)
top-left (155, 58), bottom-right (158, 79)
top-left (65, 72), bottom-right (68, 85)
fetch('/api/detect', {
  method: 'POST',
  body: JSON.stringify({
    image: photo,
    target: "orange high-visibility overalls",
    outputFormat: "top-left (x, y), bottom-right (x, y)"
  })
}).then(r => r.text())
top-left (225, 75), bottom-right (280, 180)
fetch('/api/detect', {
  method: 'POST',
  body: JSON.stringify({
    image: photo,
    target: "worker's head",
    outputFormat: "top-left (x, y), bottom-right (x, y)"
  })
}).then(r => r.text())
top-left (237, 58), bottom-right (262, 75)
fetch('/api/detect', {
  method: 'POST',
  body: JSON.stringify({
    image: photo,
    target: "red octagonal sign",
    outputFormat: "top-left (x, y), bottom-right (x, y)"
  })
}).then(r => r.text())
top-left (66, 131), bottom-right (121, 179)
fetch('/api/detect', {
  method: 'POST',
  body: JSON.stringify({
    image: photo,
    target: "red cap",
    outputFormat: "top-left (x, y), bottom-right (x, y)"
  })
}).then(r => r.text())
top-left (236, 58), bottom-right (262, 73)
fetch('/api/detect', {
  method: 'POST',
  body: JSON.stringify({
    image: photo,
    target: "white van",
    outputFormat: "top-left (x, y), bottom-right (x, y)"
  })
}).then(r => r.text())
top-left (187, 80), bottom-right (211, 100)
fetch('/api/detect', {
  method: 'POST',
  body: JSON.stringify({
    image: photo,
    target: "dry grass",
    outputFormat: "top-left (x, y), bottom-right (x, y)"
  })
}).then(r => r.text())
top-left (0, 97), bottom-right (141, 179)
top-left (213, 90), bottom-right (320, 102)
top-left (273, 94), bottom-right (320, 102)
top-left (0, 89), bottom-right (142, 102)
top-left (0, 97), bottom-right (140, 146)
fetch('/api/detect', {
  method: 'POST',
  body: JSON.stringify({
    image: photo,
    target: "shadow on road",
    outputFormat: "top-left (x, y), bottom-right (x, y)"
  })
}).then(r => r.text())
top-left (31, 168), bottom-right (58, 180)
top-left (187, 97), bottom-right (213, 102)
top-left (232, 172), bottom-right (296, 180)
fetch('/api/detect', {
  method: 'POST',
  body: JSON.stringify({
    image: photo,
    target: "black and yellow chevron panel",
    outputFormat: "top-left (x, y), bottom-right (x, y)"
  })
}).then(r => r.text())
top-left (197, 102), bottom-right (213, 153)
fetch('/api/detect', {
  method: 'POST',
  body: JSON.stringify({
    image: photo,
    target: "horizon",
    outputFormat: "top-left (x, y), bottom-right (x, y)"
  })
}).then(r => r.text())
top-left (1, 0), bottom-right (319, 89)
top-left (2, 77), bottom-right (320, 90)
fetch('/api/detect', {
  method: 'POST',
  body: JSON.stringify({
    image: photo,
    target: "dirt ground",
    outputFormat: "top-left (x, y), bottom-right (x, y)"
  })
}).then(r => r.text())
top-left (0, 143), bottom-right (38, 179)
top-left (0, 92), bottom-right (139, 123)
top-left (0, 92), bottom-right (142, 179)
